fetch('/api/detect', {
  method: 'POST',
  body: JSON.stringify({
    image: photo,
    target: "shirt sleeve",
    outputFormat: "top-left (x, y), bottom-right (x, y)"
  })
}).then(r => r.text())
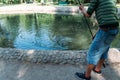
top-left (87, 0), bottom-right (98, 16)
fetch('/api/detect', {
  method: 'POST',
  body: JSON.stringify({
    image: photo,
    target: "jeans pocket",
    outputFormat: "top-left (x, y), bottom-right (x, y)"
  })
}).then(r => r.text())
top-left (104, 34), bottom-right (116, 45)
top-left (104, 29), bottom-right (119, 45)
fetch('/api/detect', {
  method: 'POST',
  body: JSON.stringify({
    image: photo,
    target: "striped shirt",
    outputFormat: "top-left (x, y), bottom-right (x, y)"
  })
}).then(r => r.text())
top-left (87, 0), bottom-right (119, 27)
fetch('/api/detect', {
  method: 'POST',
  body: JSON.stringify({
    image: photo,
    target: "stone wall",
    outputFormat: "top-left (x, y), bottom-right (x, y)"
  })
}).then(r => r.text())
top-left (0, 48), bottom-right (87, 65)
top-left (0, 48), bottom-right (120, 65)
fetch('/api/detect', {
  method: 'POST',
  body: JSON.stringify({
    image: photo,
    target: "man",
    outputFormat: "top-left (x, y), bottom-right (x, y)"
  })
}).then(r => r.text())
top-left (75, 0), bottom-right (119, 80)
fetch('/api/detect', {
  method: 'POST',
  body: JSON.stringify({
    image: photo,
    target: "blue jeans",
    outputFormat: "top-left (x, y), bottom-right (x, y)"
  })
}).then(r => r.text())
top-left (87, 28), bottom-right (119, 65)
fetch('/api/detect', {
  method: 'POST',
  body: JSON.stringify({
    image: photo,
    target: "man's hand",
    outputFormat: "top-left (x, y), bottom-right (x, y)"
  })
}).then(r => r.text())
top-left (79, 4), bottom-right (84, 11)
top-left (79, 4), bottom-right (90, 17)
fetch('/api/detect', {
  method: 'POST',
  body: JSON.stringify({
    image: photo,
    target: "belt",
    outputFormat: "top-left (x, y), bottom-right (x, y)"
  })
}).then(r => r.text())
top-left (100, 26), bottom-right (118, 31)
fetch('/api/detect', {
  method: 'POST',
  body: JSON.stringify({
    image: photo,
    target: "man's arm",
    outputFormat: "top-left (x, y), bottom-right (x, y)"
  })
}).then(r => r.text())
top-left (79, 0), bottom-right (98, 17)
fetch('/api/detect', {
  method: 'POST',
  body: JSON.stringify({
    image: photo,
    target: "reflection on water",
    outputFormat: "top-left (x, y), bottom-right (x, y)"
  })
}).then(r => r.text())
top-left (0, 13), bottom-right (120, 50)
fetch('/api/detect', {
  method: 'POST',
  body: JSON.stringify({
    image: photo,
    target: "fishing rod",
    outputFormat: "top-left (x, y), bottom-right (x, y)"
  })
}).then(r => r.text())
top-left (77, 0), bottom-right (94, 39)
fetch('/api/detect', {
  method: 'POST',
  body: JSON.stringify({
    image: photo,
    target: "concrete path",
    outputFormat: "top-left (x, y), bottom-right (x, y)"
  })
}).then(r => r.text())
top-left (0, 4), bottom-right (79, 15)
top-left (0, 59), bottom-right (120, 80)
top-left (0, 4), bottom-right (120, 15)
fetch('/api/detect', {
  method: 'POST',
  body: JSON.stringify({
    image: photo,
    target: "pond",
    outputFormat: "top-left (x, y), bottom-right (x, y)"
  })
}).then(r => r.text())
top-left (0, 13), bottom-right (120, 50)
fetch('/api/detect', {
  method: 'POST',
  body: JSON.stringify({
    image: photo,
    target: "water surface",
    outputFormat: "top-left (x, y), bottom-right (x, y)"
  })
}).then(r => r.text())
top-left (0, 13), bottom-right (120, 50)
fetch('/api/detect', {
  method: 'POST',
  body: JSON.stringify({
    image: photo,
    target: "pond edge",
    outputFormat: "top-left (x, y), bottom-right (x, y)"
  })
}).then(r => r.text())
top-left (0, 48), bottom-right (120, 65)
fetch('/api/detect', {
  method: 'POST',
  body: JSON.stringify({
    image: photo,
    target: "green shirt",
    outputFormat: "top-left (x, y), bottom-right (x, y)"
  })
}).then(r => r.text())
top-left (87, 0), bottom-right (119, 27)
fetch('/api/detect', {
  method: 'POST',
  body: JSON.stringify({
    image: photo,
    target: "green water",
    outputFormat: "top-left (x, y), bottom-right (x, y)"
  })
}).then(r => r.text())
top-left (0, 13), bottom-right (120, 50)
